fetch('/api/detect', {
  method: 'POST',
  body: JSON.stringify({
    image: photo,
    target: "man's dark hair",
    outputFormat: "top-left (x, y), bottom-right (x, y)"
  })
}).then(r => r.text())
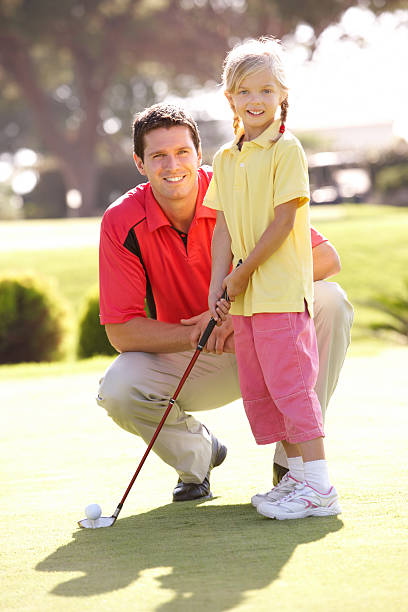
top-left (133, 103), bottom-right (201, 161)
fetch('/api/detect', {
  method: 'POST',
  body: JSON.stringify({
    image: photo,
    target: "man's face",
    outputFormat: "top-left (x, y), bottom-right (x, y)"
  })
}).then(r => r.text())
top-left (134, 126), bottom-right (202, 209)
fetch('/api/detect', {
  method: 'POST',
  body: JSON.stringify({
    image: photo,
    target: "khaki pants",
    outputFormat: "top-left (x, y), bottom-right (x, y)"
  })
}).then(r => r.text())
top-left (97, 281), bottom-right (353, 483)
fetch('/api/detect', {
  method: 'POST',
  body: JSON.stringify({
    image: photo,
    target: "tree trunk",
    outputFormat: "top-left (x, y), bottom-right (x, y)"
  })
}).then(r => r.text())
top-left (0, 31), bottom-right (111, 218)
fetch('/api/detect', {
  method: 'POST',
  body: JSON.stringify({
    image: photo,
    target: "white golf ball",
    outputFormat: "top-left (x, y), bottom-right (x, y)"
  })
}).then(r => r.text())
top-left (85, 503), bottom-right (102, 520)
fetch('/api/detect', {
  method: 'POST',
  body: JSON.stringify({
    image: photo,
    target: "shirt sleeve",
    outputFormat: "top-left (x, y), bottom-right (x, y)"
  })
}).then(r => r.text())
top-left (274, 140), bottom-right (310, 208)
top-left (202, 163), bottom-right (223, 211)
top-left (310, 226), bottom-right (329, 249)
top-left (99, 214), bottom-right (148, 324)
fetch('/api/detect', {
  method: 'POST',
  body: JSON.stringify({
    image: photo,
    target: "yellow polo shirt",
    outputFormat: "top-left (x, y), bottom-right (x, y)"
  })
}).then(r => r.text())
top-left (203, 119), bottom-right (314, 316)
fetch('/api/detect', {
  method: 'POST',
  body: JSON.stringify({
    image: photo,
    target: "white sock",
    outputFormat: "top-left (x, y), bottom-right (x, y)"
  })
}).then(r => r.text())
top-left (287, 456), bottom-right (304, 482)
top-left (304, 459), bottom-right (331, 493)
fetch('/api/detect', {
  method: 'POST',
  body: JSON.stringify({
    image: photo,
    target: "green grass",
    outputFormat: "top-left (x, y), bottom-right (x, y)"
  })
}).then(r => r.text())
top-left (1, 345), bottom-right (407, 611)
top-left (310, 205), bottom-right (408, 343)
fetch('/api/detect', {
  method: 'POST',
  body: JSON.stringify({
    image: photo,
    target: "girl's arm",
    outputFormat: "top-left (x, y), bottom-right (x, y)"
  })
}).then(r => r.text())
top-left (209, 211), bottom-right (233, 320)
top-left (223, 199), bottom-right (298, 300)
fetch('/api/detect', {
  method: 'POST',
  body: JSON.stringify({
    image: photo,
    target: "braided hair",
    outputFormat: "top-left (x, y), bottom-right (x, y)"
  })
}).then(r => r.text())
top-left (232, 112), bottom-right (241, 136)
top-left (270, 97), bottom-right (289, 143)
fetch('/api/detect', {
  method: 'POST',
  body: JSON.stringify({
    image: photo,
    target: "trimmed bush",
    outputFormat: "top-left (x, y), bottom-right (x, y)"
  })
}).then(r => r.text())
top-left (0, 275), bottom-right (67, 363)
top-left (77, 288), bottom-right (117, 358)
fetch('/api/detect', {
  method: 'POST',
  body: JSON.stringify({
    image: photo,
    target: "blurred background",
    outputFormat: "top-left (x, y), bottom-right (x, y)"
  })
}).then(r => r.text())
top-left (1, 0), bottom-right (407, 218)
top-left (0, 0), bottom-right (407, 362)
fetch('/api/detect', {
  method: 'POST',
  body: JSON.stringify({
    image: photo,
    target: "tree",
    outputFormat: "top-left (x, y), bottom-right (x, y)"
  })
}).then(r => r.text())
top-left (0, 0), bottom-right (234, 214)
top-left (0, 0), bottom-right (405, 216)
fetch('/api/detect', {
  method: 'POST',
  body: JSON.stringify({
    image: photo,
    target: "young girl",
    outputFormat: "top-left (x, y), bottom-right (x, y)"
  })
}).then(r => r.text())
top-left (203, 37), bottom-right (341, 520)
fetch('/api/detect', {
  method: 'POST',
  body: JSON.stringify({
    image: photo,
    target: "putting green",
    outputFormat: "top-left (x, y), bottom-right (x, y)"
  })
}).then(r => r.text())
top-left (1, 347), bottom-right (407, 611)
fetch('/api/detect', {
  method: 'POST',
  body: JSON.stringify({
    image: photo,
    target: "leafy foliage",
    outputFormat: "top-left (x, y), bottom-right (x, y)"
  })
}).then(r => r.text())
top-left (0, 275), bottom-right (67, 363)
top-left (77, 288), bottom-right (117, 358)
top-left (375, 164), bottom-right (408, 194)
top-left (367, 280), bottom-right (408, 343)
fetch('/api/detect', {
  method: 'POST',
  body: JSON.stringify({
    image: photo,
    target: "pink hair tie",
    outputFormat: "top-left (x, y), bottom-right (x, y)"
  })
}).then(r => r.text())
top-left (279, 124), bottom-right (285, 134)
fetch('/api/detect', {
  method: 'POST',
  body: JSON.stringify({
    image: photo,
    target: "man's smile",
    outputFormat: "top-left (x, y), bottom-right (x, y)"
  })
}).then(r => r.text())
top-left (164, 175), bottom-right (186, 183)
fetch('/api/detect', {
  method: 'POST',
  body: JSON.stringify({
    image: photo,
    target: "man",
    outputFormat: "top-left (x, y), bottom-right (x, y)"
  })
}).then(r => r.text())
top-left (97, 103), bottom-right (353, 502)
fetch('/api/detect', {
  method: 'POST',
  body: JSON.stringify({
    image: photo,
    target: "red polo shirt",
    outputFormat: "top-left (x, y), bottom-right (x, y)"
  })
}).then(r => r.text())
top-left (99, 166), bottom-right (327, 325)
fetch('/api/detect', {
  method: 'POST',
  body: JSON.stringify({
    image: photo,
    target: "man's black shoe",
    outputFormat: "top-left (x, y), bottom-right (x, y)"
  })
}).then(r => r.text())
top-left (172, 475), bottom-right (212, 502)
top-left (273, 462), bottom-right (289, 486)
top-left (172, 434), bottom-right (227, 502)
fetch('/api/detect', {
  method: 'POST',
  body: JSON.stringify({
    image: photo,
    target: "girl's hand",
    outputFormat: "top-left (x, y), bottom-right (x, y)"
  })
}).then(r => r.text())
top-left (214, 296), bottom-right (231, 323)
top-left (209, 287), bottom-right (230, 325)
top-left (223, 265), bottom-right (250, 301)
top-left (208, 287), bottom-right (224, 322)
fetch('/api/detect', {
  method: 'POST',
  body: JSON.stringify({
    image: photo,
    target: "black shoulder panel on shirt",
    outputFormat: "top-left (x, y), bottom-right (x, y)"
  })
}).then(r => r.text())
top-left (123, 219), bottom-right (157, 320)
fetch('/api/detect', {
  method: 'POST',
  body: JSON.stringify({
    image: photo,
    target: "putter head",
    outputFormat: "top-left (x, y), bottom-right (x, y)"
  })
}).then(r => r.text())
top-left (78, 516), bottom-right (116, 529)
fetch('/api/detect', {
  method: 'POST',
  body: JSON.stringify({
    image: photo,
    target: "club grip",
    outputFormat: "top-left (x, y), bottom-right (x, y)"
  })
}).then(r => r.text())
top-left (197, 318), bottom-right (217, 349)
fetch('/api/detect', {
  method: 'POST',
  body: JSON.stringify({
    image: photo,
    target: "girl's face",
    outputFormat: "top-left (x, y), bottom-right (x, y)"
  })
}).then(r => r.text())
top-left (225, 67), bottom-right (285, 140)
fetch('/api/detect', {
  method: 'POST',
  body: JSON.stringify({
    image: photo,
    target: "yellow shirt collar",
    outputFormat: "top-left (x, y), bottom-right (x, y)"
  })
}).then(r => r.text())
top-left (232, 119), bottom-right (281, 150)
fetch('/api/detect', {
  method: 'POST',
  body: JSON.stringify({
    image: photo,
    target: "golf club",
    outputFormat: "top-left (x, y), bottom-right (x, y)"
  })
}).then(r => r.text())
top-left (78, 283), bottom-right (233, 529)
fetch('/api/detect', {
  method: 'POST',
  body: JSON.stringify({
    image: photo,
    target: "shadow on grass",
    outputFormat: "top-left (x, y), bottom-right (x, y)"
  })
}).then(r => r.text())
top-left (36, 500), bottom-right (343, 611)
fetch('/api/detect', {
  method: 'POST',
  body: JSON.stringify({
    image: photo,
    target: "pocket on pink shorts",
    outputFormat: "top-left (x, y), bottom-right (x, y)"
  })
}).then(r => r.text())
top-left (252, 312), bottom-right (291, 333)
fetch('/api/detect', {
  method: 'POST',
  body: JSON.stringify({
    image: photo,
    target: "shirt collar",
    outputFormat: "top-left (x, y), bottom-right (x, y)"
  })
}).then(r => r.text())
top-left (145, 185), bottom-right (172, 232)
top-left (145, 167), bottom-right (216, 233)
top-left (231, 118), bottom-right (281, 151)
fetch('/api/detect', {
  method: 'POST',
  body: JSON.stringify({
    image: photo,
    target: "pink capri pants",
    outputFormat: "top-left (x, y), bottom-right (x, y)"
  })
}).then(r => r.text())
top-left (232, 308), bottom-right (324, 445)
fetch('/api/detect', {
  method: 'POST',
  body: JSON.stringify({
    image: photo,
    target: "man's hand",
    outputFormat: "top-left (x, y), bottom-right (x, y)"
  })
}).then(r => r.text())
top-left (180, 310), bottom-right (235, 354)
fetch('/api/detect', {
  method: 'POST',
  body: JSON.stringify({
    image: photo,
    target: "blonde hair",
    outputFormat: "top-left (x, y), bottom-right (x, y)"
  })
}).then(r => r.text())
top-left (222, 37), bottom-right (289, 141)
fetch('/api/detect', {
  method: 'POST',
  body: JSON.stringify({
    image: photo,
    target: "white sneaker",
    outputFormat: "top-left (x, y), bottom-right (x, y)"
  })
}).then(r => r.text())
top-left (251, 473), bottom-right (301, 508)
top-left (257, 482), bottom-right (341, 520)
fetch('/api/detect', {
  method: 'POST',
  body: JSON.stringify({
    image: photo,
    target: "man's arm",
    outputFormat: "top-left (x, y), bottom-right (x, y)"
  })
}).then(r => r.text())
top-left (106, 310), bottom-right (235, 354)
top-left (105, 317), bottom-right (193, 354)
top-left (312, 240), bottom-right (341, 281)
